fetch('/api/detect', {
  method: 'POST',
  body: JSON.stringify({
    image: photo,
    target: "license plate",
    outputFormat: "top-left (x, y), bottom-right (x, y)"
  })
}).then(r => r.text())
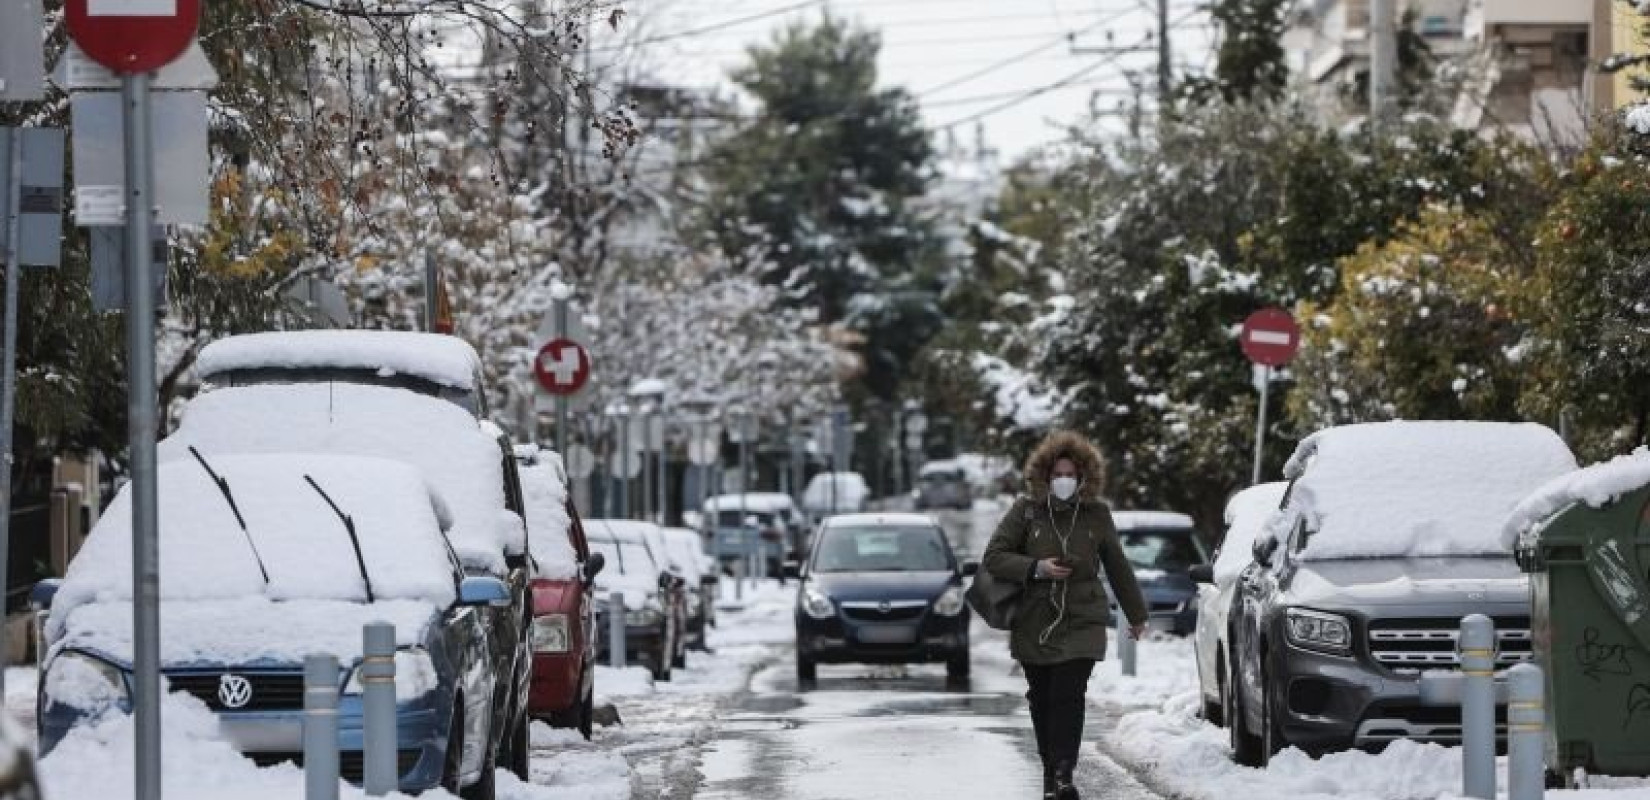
top-left (857, 625), bottom-right (917, 644)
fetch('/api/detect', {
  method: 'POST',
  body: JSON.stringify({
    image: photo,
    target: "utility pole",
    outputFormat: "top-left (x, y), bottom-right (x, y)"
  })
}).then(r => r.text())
top-left (1370, 0), bottom-right (1398, 133)
top-left (1157, 0), bottom-right (1172, 99)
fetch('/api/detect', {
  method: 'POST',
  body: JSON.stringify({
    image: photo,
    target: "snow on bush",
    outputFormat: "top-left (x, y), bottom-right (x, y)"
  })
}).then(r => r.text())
top-left (1276, 422), bottom-right (1577, 560)
top-left (160, 383), bottom-right (519, 573)
top-left (197, 330), bottom-right (482, 391)
top-left (518, 454), bottom-right (579, 580)
top-left (973, 353), bottom-right (1067, 431)
top-left (1214, 482), bottom-right (1288, 584)
top-left (1502, 446), bottom-right (1650, 549)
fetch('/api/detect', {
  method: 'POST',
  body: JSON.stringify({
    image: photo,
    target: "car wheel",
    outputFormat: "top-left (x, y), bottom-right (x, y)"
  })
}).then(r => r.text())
top-left (504, 702), bottom-right (530, 781)
top-left (1258, 661), bottom-right (1283, 766)
top-left (443, 701), bottom-right (466, 794)
top-left (578, 685), bottom-right (595, 741)
top-left (1228, 662), bottom-right (1264, 767)
top-left (652, 632), bottom-right (674, 682)
top-left (673, 640), bottom-right (688, 669)
top-left (1204, 654), bottom-right (1226, 728)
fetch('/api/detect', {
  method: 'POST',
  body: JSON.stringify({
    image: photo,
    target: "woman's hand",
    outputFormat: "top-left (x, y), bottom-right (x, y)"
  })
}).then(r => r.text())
top-left (1128, 624), bottom-right (1148, 640)
top-left (1034, 558), bottom-right (1072, 580)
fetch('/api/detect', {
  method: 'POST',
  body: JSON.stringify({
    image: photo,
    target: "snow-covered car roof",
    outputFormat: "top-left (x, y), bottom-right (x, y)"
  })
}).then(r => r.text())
top-left (704, 493), bottom-right (798, 513)
top-left (1213, 483), bottom-right (1288, 584)
top-left (516, 455), bottom-right (579, 581)
top-left (659, 528), bottom-right (706, 581)
top-left (50, 453), bottom-right (459, 657)
top-left (822, 512), bottom-right (939, 528)
top-left (1502, 446), bottom-right (1650, 548)
top-left (584, 520), bottom-right (667, 608)
top-left (159, 383), bottom-right (522, 573)
top-left (1112, 511), bottom-right (1195, 531)
top-left (1276, 421), bottom-right (1577, 560)
top-left (197, 330), bottom-right (481, 391)
top-left (918, 461), bottom-right (967, 478)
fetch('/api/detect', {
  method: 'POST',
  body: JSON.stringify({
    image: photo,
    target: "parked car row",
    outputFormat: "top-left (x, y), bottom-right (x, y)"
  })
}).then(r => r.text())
top-left (32, 331), bottom-right (607, 800)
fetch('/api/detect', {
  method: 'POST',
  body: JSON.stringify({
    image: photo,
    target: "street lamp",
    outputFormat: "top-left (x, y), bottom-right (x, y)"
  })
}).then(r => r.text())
top-left (605, 401), bottom-right (633, 519)
top-left (629, 379), bottom-right (669, 525)
top-left (679, 391), bottom-right (719, 530)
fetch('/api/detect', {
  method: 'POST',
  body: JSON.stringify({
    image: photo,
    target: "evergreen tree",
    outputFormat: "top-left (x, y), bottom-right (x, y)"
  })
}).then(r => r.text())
top-left (1185, 0), bottom-right (1291, 105)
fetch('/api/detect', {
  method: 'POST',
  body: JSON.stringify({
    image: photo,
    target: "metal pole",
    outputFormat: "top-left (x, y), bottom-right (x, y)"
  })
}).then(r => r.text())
top-left (1370, 0), bottom-right (1397, 133)
top-left (554, 297), bottom-right (568, 454)
top-left (362, 622), bottom-right (398, 796)
top-left (1251, 366), bottom-right (1270, 486)
top-left (0, 129), bottom-right (21, 700)
top-left (740, 418), bottom-right (752, 589)
top-left (423, 248), bottom-right (437, 332)
top-left (1156, 0), bottom-right (1171, 100)
top-left (656, 409), bottom-right (667, 525)
top-left (1118, 612), bottom-right (1137, 677)
top-left (638, 412), bottom-right (652, 523)
top-left (124, 72), bottom-right (162, 800)
top-left (1460, 614), bottom-right (1496, 800)
top-left (1507, 663), bottom-right (1545, 800)
top-left (303, 654), bottom-right (341, 800)
top-left (609, 591), bottom-right (626, 668)
top-left (619, 413), bottom-right (631, 520)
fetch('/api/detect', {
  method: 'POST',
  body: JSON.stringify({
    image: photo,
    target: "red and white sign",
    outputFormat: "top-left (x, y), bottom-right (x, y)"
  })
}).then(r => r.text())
top-left (1240, 308), bottom-right (1301, 367)
top-left (535, 338), bottom-right (591, 396)
top-left (66, 0), bottom-right (199, 74)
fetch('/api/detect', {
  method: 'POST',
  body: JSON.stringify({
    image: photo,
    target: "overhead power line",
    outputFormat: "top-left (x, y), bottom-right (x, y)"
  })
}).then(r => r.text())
top-left (915, 7), bottom-right (1136, 98)
top-left (587, 0), bottom-right (827, 53)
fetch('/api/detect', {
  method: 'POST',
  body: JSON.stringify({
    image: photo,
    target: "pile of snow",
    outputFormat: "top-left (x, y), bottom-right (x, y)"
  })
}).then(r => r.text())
top-left (1277, 422), bottom-right (1577, 560)
top-left (197, 330), bottom-right (481, 391)
top-left (1214, 483), bottom-right (1288, 584)
top-left (1502, 447), bottom-right (1650, 549)
top-left (160, 383), bottom-right (522, 573)
top-left (1089, 634), bottom-right (1199, 709)
top-left (517, 452), bottom-right (579, 581)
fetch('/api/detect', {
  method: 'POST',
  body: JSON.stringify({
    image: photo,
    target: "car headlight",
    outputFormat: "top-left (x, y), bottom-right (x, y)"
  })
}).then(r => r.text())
top-left (800, 589), bottom-right (835, 620)
top-left (1285, 608), bottom-right (1352, 655)
top-left (532, 614), bottom-right (571, 653)
top-left (345, 649), bottom-right (438, 701)
top-left (933, 586), bottom-right (966, 616)
top-left (45, 651), bottom-right (126, 714)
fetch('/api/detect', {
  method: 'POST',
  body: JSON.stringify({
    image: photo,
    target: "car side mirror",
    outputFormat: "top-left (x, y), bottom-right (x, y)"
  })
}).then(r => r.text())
top-left (458, 576), bottom-right (512, 608)
top-left (783, 561), bottom-right (802, 579)
top-left (30, 578), bottom-right (61, 612)
top-left (1252, 534), bottom-right (1279, 567)
top-left (961, 561), bottom-right (979, 578)
top-left (1188, 564), bottom-right (1214, 584)
top-left (583, 552), bottom-right (606, 582)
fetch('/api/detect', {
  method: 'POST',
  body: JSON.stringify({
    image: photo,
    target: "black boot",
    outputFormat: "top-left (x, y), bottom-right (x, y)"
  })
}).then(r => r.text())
top-left (1042, 766), bottom-right (1056, 799)
top-left (1052, 760), bottom-right (1079, 800)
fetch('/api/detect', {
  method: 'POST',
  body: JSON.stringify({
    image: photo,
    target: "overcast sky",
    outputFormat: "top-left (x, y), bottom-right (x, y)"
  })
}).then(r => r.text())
top-left (584, 0), bottom-right (1218, 164)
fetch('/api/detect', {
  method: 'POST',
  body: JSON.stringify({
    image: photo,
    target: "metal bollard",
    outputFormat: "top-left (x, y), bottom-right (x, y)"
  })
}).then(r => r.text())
top-left (1507, 663), bottom-right (1545, 800)
top-left (1460, 614), bottom-right (1497, 800)
top-left (609, 591), bottom-right (627, 669)
top-left (1117, 613), bottom-right (1137, 677)
top-left (361, 622), bottom-right (398, 796)
top-left (303, 654), bottom-right (340, 800)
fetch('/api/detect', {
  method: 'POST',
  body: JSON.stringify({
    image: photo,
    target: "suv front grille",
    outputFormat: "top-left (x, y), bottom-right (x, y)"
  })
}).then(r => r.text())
top-left (167, 672), bottom-right (307, 711)
top-left (1367, 617), bottom-right (1533, 671)
top-left (248, 750), bottom-right (423, 782)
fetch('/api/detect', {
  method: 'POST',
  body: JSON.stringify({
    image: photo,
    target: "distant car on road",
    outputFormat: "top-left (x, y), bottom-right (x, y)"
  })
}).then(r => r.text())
top-left (703, 493), bottom-right (804, 575)
top-left (586, 520), bottom-right (682, 682)
top-left (1109, 511), bottom-right (1209, 635)
top-left (789, 513), bottom-right (975, 684)
top-left (37, 455), bottom-right (512, 798)
top-left (1225, 421), bottom-right (1577, 766)
top-left (913, 462), bottom-right (972, 510)
top-left (1191, 482), bottom-right (1288, 727)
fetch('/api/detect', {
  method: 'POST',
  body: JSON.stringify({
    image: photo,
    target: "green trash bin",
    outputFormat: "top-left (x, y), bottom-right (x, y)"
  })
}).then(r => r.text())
top-left (1517, 479), bottom-right (1650, 783)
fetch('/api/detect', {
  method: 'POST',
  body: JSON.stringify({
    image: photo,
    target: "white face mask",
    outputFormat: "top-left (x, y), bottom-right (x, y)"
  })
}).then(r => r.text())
top-left (1051, 476), bottom-right (1079, 501)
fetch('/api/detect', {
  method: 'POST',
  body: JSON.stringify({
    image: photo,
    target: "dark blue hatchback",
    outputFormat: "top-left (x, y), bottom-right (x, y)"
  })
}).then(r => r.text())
top-left (789, 513), bottom-right (976, 683)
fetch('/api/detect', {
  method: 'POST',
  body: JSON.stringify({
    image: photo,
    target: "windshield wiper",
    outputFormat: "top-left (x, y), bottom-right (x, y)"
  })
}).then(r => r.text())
top-left (303, 474), bottom-right (375, 603)
top-left (187, 446), bottom-right (270, 584)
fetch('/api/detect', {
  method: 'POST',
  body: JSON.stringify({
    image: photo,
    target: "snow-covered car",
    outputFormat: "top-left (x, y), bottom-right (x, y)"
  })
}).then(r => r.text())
top-left (1225, 421), bottom-right (1577, 767)
top-left (802, 472), bottom-right (870, 524)
top-left (514, 446), bottom-right (603, 738)
top-left (585, 520), bottom-right (682, 681)
top-left (913, 462), bottom-right (971, 510)
top-left (36, 454), bottom-right (512, 797)
top-left (160, 332), bottom-right (536, 782)
top-left (661, 527), bottom-right (716, 647)
top-left (1190, 482), bottom-right (1288, 727)
top-left (1109, 511), bottom-right (1209, 635)
top-left (703, 493), bottom-right (804, 574)
top-left (790, 513), bottom-right (975, 684)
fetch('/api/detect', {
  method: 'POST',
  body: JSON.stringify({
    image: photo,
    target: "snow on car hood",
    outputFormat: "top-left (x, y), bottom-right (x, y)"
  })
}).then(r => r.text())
top-left (159, 383), bottom-right (522, 573)
top-left (1277, 421), bottom-right (1576, 560)
top-left (52, 597), bottom-right (436, 667)
top-left (1287, 556), bottom-right (1528, 608)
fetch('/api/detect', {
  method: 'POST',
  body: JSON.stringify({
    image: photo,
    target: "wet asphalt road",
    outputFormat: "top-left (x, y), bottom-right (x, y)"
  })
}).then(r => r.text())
top-left (688, 505), bottom-right (1167, 800)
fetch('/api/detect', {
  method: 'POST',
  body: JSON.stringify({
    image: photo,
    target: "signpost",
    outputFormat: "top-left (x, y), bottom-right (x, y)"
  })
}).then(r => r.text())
top-left (1240, 308), bottom-right (1301, 485)
top-left (66, 2), bottom-right (202, 797)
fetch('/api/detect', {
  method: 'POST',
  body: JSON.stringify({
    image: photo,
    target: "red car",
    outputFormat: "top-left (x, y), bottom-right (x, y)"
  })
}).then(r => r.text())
top-left (516, 447), bottom-right (602, 738)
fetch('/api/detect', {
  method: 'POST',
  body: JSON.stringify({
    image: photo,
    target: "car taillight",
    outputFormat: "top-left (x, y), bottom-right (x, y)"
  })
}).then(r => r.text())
top-left (532, 614), bottom-right (571, 653)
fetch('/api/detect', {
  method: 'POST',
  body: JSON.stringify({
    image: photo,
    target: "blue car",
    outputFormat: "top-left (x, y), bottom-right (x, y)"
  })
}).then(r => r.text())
top-left (1108, 511), bottom-right (1210, 635)
top-left (37, 454), bottom-right (513, 799)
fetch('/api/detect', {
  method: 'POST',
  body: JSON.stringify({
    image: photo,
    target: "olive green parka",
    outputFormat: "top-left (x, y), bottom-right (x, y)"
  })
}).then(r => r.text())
top-left (983, 430), bottom-right (1149, 665)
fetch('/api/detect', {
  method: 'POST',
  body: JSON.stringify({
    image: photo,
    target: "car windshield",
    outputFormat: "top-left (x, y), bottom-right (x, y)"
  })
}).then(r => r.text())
top-left (590, 540), bottom-right (653, 576)
top-left (812, 525), bottom-right (951, 572)
top-left (1120, 529), bottom-right (1208, 572)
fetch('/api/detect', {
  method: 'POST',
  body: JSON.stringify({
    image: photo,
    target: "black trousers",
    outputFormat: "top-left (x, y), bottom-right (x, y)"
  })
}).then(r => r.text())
top-left (1023, 658), bottom-right (1096, 772)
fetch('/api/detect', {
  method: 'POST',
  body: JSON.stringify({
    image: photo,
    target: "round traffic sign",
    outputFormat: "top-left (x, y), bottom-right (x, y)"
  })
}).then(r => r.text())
top-left (1240, 308), bottom-right (1301, 367)
top-left (608, 448), bottom-right (642, 479)
top-left (67, 0), bottom-right (200, 74)
top-left (535, 338), bottom-right (591, 396)
top-left (564, 444), bottom-right (596, 480)
top-left (687, 438), bottom-right (719, 466)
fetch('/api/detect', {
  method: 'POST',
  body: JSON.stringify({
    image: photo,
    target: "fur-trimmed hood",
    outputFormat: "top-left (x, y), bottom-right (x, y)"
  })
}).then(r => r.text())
top-left (1023, 429), bottom-right (1107, 501)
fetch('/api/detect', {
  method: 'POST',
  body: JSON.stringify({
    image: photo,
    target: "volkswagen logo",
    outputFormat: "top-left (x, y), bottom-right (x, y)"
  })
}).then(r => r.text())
top-left (217, 674), bottom-right (254, 709)
top-left (878, 601), bottom-right (892, 613)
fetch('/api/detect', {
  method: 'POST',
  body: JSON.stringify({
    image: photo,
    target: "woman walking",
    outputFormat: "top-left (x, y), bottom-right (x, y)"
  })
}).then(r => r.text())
top-left (983, 430), bottom-right (1148, 800)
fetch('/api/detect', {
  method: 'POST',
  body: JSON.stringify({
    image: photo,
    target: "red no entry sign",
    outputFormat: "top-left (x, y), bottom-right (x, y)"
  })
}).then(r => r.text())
top-left (66, 0), bottom-right (199, 74)
top-left (1241, 307), bottom-right (1301, 367)
top-left (535, 339), bottom-right (592, 396)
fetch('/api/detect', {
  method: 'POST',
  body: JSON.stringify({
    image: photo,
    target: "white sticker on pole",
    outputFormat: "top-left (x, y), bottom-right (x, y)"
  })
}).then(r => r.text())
top-left (75, 186), bottom-right (125, 226)
top-left (88, 0), bottom-right (176, 15)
